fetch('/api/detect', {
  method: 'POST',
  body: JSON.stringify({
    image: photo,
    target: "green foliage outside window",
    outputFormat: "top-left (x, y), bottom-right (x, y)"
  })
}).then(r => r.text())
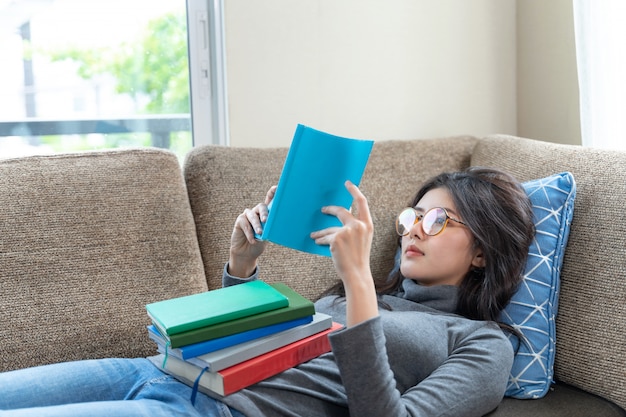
top-left (48, 11), bottom-right (190, 114)
top-left (31, 11), bottom-right (192, 158)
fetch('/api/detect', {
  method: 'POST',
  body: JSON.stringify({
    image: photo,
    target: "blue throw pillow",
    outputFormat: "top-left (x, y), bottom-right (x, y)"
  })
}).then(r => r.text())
top-left (501, 172), bottom-right (576, 399)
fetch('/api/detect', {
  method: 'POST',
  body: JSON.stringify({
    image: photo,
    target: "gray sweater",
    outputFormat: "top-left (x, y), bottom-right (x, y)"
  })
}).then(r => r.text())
top-left (220, 267), bottom-right (513, 417)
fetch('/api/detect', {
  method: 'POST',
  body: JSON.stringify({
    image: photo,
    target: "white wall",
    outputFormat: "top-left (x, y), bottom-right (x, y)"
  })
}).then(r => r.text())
top-left (516, 0), bottom-right (581, 146)
top-left (224, 0), bottom-right (517, 147)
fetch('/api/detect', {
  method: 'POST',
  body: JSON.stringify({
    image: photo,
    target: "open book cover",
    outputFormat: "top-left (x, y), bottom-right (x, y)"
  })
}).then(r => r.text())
top-left (257, 124), bottom-right (374, 256)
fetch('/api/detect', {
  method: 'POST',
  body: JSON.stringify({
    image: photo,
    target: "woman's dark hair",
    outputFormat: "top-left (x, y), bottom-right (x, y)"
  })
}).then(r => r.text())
top-left (320, 166), bottom-right (535, 327)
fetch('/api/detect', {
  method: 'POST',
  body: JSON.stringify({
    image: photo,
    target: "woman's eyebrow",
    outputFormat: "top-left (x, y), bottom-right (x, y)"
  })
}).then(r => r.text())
top-left (444, 207), bottom-right (461, 216)
top-left (414, 205), bottom-right (462, 217)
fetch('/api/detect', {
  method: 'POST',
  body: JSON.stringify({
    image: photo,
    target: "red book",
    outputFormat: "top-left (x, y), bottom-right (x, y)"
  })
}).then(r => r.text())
top-left (153, 322), bottom-right (343, 396)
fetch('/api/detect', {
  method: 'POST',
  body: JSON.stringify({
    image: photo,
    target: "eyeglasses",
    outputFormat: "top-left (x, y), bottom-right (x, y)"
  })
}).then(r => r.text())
top-left (395, 207), bottom-right (467, 237)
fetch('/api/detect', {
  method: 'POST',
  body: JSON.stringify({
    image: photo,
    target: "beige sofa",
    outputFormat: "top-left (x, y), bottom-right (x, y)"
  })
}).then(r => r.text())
top-left (1, 135), bottom-right (624, 416)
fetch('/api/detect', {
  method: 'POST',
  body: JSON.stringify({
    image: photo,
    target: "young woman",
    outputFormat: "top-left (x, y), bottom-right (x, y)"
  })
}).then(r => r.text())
top-left (0, 167), bottom-right (534, 417)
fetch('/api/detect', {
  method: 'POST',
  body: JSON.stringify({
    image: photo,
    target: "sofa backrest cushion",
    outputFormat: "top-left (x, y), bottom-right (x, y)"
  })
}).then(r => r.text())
top-left (0, 149), bottom-right (207, 372)
top-left (472, 135), bottom-right (626, 410)
top-left (184, 136), bottom-right (476, 300)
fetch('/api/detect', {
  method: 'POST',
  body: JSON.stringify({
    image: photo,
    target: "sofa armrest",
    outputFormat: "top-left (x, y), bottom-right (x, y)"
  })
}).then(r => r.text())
top-left (474, 135), bottom-right (626, 411)
top-left (0, 149), bottom-right (207, 372)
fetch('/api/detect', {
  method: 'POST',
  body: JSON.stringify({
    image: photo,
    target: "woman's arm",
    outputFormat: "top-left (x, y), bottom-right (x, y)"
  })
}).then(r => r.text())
top-left (330, 317), bottom-right (513, 417)
top-left (222, 263), bottom-right (259, 288)
top-left (227, 186), bottom-right (276, 278)
top-left (310, 181), bottom-right (379, 327)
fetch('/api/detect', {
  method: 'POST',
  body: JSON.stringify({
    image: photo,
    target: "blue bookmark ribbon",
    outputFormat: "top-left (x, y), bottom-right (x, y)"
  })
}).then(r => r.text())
top-left (190, 366), bottom-right (210, 406)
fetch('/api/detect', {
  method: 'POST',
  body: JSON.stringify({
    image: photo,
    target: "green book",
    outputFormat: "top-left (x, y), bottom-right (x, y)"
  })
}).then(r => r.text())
top-left (146, 280), bottom-right (289, 337)
top-left (158, 283), bottom-right (315, 348)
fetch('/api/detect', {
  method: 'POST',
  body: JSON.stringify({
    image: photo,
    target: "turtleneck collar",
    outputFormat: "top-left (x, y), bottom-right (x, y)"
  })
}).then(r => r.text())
top-left (395, 278), bottom-right (459, 314)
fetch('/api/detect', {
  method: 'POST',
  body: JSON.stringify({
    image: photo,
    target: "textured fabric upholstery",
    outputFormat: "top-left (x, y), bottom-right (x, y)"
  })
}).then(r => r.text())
top-left (472, 135), bottom-right (626, 411)
top-left (3, 134), bottom-right (625, 415)
top-left (487, 383), bottom-right (626, 417)
top-left (0, 149), bottom-right (207, 372)
top-left (185, 134), bottom-right (625, 413)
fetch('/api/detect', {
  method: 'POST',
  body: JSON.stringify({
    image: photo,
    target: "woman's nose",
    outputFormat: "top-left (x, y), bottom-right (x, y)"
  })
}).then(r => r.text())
top-left (410, 219), bottom-right (424, 240)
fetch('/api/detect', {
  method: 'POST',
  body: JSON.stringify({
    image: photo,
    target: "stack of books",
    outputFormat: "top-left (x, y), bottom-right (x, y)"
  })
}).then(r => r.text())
top-left (145, 280), bottom-right (340, 396)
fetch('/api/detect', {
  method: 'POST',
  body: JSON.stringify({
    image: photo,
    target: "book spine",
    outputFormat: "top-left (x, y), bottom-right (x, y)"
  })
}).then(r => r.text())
top-left (219, 322), bottom-right (342, 395)
top-left (260, 123), bottom-right (304, 240)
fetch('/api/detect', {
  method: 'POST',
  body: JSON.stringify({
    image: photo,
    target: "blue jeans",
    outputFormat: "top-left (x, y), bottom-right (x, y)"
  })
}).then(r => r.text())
top-left (0, 358), bottom-right (247, 417)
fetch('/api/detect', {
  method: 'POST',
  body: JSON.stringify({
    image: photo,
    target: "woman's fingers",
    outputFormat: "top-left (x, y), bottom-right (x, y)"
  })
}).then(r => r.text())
top-left (310, 226), bottom-right (342, 245)
top-left (345, 180), bottom-right (371, 223)
top-left (232, 210), bottom-right (255, 244)
top-left (244, 206), bottom-right (265, 237)
top-left (264, 186), bottom-right (277, 205)
top-left (243, 184), bottom-right (276, 238)
top-left (311, 182), bottom-right (373, 245)
top-left (317, 181), bottom-right (371, 227)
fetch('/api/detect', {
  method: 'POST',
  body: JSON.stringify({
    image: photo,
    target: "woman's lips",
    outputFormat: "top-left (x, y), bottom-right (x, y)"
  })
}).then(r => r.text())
top-left (405, 245), bottom-right (424, 257)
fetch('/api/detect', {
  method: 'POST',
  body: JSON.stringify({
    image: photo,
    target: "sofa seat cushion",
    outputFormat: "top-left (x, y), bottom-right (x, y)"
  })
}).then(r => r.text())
top-left (486, 382), bottom-right (626, 417)
top-left (0, 149), bottom-right (207, 372)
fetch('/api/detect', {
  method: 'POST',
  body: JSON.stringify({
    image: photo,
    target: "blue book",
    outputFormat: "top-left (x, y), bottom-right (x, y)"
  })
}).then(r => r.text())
top-left (185, 312), bottom-right (333, 372)
top-left (147, 315), bottom-right (313, 360)
top-left (257, 124), bottom-right (374, 256)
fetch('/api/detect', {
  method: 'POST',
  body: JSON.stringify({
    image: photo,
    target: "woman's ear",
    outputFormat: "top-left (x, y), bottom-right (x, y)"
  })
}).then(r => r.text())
top-left (471, 249), bottom-right (486, 268)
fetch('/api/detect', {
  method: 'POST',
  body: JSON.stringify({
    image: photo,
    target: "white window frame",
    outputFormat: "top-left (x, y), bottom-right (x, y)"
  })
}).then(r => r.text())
top-left (186, 0), bottom-right (229, 146)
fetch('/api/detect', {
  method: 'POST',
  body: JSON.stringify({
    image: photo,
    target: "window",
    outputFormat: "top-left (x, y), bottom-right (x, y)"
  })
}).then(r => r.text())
top-left (574, 0), bottom-right (626, 150)
top-left (0, 0), bottom-right (227, 161)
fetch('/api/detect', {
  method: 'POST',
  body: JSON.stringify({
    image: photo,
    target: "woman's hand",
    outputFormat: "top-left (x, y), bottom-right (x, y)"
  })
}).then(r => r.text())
top-left (228, 186), bottom-right (276, 278)
top-left (310, 181), bottom-right (378, 326)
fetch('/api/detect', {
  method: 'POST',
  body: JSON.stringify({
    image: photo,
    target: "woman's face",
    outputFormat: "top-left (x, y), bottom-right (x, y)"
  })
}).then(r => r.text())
top-left (399, 187), bottom-right (484, 287)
